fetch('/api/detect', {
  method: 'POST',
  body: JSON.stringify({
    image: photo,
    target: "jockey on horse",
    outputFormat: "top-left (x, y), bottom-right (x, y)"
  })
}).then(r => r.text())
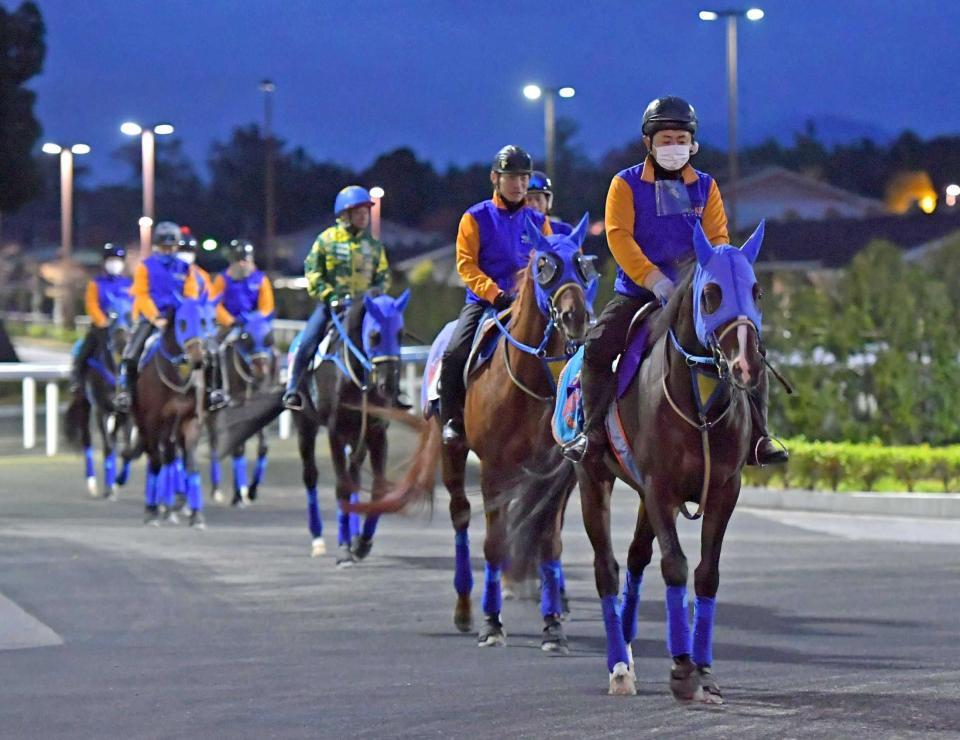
top-left (439, 145), bottom-right (553, 448)
top-left (282, 185), bottom-right (391, 411)
top-left (69, 243), bottom-right (132, 397)
top-left (525, 170), bottom-right (573, 236)
top-left (211, 239), bottom-right (276, 339)
top-left (561, 96), bottom-right (787, 466)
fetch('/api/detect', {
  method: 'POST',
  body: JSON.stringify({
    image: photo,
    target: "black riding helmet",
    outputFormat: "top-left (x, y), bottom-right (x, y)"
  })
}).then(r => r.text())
top-left (102, 243), bottom-right (126, 260)
top-left (641, 96), bottom-right (698, 137)
top-left (228, 239), bottom-right (255, 262)
top-left (492, 145), bottom-right (533, 175)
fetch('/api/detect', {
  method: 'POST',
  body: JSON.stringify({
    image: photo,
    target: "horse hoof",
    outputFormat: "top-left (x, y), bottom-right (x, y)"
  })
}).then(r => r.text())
top-left (541, 618), bottom-right (569, 655)
top-left (240, 486), bottom-right (250, 505)
top-left (212, 489), bottom-right (224, 504)
top-left (87, 477), bottom-right (98, 497)
top-left (608, 662), bottom-right (637, 696)
top-left (310, 538), bottom-right (327, 557)
top-left (697, 666), bottom-right (723, 705)
top-left (336, 545), bottom-right (355, 568)
top-left (189, 511), bottom-right (206, 530)
top-left (143, 507), bottom-right (160, 526)
top-left (560, 592), bottom-right (571, 621)
top-left (670, 658), bottom-right (704, 703)
top-left (351, 536), bottom-right (373, 561)
top-left (477, 618), bottom-right (506, 647)
top-left (247, 485), bottom-right (259, 502)
top-left (453, 595), bottom-right (473, 633)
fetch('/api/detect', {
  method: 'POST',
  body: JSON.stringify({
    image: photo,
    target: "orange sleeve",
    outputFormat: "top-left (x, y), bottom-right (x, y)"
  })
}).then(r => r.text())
top-left (257, 276), bottom-right (275, 317)
top-left (455, 212), bottom-right (500, 303)
top-left (702, 180), bottom-right (730, 246)
top-left (605, 175), bottom-right (658, 287)
top-left (183, 268), bottom-right (199, 299)
top-left (85, 281), bottom-right (108, 327)
top-left (131, 264), bottom-right (159, 323)
top-left (211, 276), bottom-right (234, 326)
top-left (542, 218), bottom-right (552, 236)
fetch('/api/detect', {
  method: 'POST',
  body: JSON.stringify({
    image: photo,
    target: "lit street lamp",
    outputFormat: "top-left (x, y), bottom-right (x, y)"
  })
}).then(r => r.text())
top-left (42, 142), bottom-right (90, 327)
top-left (259, 79), bottom-right (277, 272)
top-left (121, 121), bottom-right (175, 257)
top-left (699, 7), bottom-right (764, 233)
top-left (369, 186), bottom-right (385, 240)
top-left (523, 84), bottom-right (576, 182)
top-left (946, 183), bottom-right (960, 208)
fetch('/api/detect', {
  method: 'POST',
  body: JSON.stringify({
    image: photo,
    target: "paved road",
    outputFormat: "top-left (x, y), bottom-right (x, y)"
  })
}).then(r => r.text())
top-left (1, 436), bottom-right (959, 739)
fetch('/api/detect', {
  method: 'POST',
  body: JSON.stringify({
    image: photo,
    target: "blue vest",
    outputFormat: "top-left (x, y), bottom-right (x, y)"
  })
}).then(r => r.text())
top-left (222, 270), bottom-right (265, 317)
top-left (614, 165), bottom-right (714, 297)
top-left (95, 274), bottom-right (132, 314)
top-left (143, 254), bottom-right (190, 312)
top-left (465, 199), bottom-right (546, 304)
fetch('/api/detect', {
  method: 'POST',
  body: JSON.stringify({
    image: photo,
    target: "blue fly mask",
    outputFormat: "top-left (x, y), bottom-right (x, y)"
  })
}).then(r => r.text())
top-left (237, 312), bottom-right (275, 360)
top-left (362, 289), bottom-right (410, 362)
top-left (522, 213), bottom-right (600, 320)
top-left (172, 294), bottom-right (215, 353)
top-left (691, 220), bottom-right (764, 350)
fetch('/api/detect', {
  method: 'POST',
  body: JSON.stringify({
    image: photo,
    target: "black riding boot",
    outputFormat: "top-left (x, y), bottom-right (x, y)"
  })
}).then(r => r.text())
top-left (561, 362), bottom-right (615, 462)
top-left (115, 320), bottom-right (152, 413)
top-left (439, 377), bottom-right (466, 448)
top-left (747, 367), bottom-right (788, 466)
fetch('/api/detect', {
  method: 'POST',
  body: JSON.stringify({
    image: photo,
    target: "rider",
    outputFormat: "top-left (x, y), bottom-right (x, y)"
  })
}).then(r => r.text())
top-left (69, 243), bottom-right (132, 396)
top-left (282, 186), bottom-right (391, 410)
top-left (438, 145), bottom-right (552, 447)
top-left (176, 228), bottom-right (214, 294)
top-left (211, 239), bottom-right (275, 332)
top-left (561, 96), bottom-right (787, 466)
top-left (114, 221), bottom-right (200, 412)
top-left (525, 170), bottom-right (573, 236)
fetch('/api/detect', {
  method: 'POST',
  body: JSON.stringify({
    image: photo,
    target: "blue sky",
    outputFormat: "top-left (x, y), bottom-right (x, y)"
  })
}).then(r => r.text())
top-left (30, 0), bottom-right (960, 183)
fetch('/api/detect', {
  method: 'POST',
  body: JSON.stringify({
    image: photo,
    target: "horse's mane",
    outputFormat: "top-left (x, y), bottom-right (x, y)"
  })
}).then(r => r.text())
top-left (507, 260), bottom-right (535, 329)
top-left (646, 261), bottom-right (696, 349)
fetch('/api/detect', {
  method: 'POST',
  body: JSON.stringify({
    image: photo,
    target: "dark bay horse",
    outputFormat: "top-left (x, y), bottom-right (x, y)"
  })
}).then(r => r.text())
top-left (136, 295), bottom-right (216, 528)
top-left (370, 216), bottom-right (596, 653)
top-left (65, 295), bottom-right (136, 498)
top-left (292, 290), bottom-right (410, 563)
top-left (206, 312), bottom-right (279, 506)
top-left (575, 222), bottom-right (766, 700)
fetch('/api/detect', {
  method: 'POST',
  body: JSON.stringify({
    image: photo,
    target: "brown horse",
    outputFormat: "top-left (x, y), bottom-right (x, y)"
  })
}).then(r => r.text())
top-left (574, 223), bottom-right (767, 700)
top-left (372, 217), bottom-right (596, 652)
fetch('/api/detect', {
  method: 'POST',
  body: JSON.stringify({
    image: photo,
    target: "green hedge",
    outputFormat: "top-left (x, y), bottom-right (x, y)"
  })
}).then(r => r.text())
top-left (743, 439), bottom-right (960, 493)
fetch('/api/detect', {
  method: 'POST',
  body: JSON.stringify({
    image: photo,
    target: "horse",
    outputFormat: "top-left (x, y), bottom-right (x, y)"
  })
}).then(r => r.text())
top-left (367, 215), bottom-right (597, 653)
top-left (572, 222), bottom-right (766, 700)
top-left (65, 294), bottom-right (137, 498)
top-left (205, 312), bottom-right (279, 506)
top-left (135, 294), bottom-right (217, 529)
top-left (292, 290), bottom-right (410, 564)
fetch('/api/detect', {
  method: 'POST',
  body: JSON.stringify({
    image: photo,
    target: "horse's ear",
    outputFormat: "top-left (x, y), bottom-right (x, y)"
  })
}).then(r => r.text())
top-left (740, 220), bottom-right (764, 264)
top-left (172, 292), bottom-right (184, 305)
top-left (395, 288), bottom-right (411, 313)
top-left (570, 212), bottom-right (590, 248)
top-left (363, 294), bottom-right (386, 324)
top-left (524, 216), bottom-right (548, 252)
top-left (693, 221), bottom-right (715, 267)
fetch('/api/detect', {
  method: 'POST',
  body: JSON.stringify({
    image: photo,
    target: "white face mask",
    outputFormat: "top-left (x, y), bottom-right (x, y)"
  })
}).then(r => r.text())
top-left (177, 251), bottom-right (195, 265)
top-left (653, 144), bottom-right (692, 172)
top-left (104, 258), bottom-right (124, 276)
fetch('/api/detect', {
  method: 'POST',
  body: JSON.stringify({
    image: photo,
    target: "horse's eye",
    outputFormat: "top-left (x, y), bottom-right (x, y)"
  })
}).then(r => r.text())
top-left (177, 319), bottom-right (188, 334)
top-left (701, 283), bottom-right (722, 315)
top-left (536, 254), bottom-right (558, 286)
top-left (369, 331), bottom-right (381, 346)
top-left (396, 329), bottom-right (403, 343)
top-left (263, 331), bottom-right (274, 347)
top-left (752, 283), bottom-right (763, 305)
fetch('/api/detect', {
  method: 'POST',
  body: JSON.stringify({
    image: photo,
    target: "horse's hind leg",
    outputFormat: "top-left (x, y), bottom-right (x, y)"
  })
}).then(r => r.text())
top-left (328, 418), bottom-right (359, 567)
top-left (538, 484), bottom-right (573, 654)
top-left (180, 417), bottom-right (206, 529)
top-left (295, 412), bottom-right (325, 557)
top-left (143, 441), bottom-right (162, 526)
top-left (248, 429), bottom-right (268, 502)
top-left (352, 423), bottom-right (387, 561)
top-left (691, 480), bottom-right (739, 705)
top-left (206, 416), bottom-right (224, 503)
top-left (578, 462), bottom-right (634, 694)
top-left (621, 499), bottom-right (655, 656)
top-left (444, 444), bottom-right (473, 633)
top-left (231, 441), bottom-right (249, 507)
top-left (82, 403), bottom-right (96, 497)
top-left (97, 408), bottom-right (119, 500)
top-left (116, 416), bottom-right (136, 487)
top-left (478, 471), bottom-right (509, 648)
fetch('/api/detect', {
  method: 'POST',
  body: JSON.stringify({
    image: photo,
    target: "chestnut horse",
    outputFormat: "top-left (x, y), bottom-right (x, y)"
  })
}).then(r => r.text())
top-left (372, 215), bottom-right (597, 653)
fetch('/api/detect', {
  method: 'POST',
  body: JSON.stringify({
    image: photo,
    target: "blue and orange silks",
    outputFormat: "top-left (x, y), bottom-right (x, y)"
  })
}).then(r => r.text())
top-left (85, 274), bottom-right (133, 328)
top-left (131, 254), bottom-right (199, 322)
top-left (211, 270), bottom-right (275, 327)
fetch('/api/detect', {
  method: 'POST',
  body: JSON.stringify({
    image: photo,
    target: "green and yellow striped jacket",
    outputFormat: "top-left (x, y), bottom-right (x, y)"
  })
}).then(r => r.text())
top-left (303, 224), bottom-right (391, 302)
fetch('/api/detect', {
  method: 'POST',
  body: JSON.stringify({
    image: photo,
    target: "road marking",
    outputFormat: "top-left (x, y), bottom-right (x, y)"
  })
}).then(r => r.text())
top-left (0, 592), bottom-right (63, 651)
top-left (744, 507), bottom-right (960, 544)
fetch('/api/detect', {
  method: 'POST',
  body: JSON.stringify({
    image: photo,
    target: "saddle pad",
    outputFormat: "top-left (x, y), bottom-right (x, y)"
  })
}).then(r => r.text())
top-left (616, 323), bottom-right (653, 399)
top-left (465, 307), bottom-right (511, 381)
top-left (422, 320), bottom-right (456, 418)
top-left (551, 347), bottom-right (584, 446)
top-left (138, 333), bottom-right (160, 372)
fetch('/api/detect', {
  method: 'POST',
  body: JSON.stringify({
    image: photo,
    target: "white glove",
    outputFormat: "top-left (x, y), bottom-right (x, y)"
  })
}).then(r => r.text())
top-left (651, 276), bottom-right (676, 304)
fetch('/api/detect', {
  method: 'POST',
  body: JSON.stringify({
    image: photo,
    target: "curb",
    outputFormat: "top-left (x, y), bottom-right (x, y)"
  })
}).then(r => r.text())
top-left (739, 487), bottom-right (960, 519)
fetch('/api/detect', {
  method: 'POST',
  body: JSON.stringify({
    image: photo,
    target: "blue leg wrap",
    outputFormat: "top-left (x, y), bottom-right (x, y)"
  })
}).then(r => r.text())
top-left (117, 458), bottom-right (131, 486)
top-left (84, 446), bottom-right (95, 478)
top-left (104, 451), bottom-right (117, 489)
top-left (601, 595), bottom-right (630, 672)
top-left (481, 562), bottom-right (502, 617)
top-left (692, 596), bottom-right (717, 667)
top-left (306, 487), bottom-right (323, 538)
top-left (621, 570), bottom-right (643, 643)
top-left (665, 584), bottom-right (692, 658)
top-left (156, 465), bottom-right (168, 506)
top-left (145, 470), bottom-right (158, 506)
top-left (558, 562), bottom-right (566, 592)
top-left (361, 514), bottom-right (379, 540)
top-left (163, 464), bottom-right (176, 506)
top-left (187, 472), bottom-right (203, 512)
top-left (210, 457), bottom-right (222, 487)
top-left (348, 493), bottom-right (361, 539)
top-left (232, 456), bottom-right (248, 491)
top-left (253, 455), bottom-right (268, 486)
top-left (539, 559), bottom-right (563, 618)
top-left (337, 507), bottom-right (350, 546)
top-left (173, 456), bottom-right (186, 495)
top-left (453, 529), bottom-right (473, 596)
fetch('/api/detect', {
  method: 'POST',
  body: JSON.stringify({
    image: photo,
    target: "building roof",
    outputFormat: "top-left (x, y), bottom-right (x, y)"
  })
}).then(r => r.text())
top-left (725, 166), bottom-right (887, 216)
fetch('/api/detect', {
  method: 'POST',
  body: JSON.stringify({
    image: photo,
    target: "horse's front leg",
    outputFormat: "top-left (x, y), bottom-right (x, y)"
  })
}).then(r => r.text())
top-left (621, 498), bottom-right (656, 659)
top-left (206, 415), bottom-right (224, 504)
top-left (538, 483), bottom-right (574, 655)
top-left (691, 478), bottom-right (740, 705)
top-left (231, 440), bottom-right (249, 508)
top-left (248, 428), bottom-right (268, 502)
top-left (328, 411), bottom-right (357, 567)
top-left (180, 417), bottom-right (206, 529)
top-left (577, 461), bottom-right (634, 695)
top-left (443, 439), bottom-right (473, 634)
top-left (295, 411), bottom-right (324, 557)
top-left (116, 413), bottom-right (135, 487)
top-left (99, 407), bottom-right (121, 500)
top-left (478, 468), bottom-right (509, 649)
top-left (82, 404), bottom-right (96, 497)
top-left (351, 422), bottom-right (387, 561)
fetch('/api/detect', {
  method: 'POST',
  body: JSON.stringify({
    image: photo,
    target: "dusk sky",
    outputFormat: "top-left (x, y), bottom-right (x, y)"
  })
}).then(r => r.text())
top-left (31, 0), bottom-right (960, 184)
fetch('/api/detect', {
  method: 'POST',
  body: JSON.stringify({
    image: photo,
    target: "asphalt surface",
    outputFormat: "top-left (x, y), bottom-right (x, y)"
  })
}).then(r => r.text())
top-left (1, 435), bottom-right (959, 739)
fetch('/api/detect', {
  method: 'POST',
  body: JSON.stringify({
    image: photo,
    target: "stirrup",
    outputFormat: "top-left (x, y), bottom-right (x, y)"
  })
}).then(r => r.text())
top-left (751, 435), bottom-right (789, 467)
top-left (561, 433), bottom-right (590, 463)
top-left (441, 419), bottom-right (464, 447)
top-left (282, 389), bottom-right (304, 411)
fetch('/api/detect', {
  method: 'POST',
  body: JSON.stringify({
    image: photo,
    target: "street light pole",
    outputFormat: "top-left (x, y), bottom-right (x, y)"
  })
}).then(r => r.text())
top-left (260, 79), bottom-right (277, 272)
top-left (122, 121), bottom-right (174, 258)
top-left (369, 186), bottom-right (385, 240)
top-left (523, 84), bottom-right (575, 183)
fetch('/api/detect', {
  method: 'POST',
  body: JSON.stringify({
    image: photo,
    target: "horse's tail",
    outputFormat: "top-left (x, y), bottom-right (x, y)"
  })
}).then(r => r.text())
top-left (505, 446), bottom-right (578, 576)
top-left (64, 394), bottom-right (89, 451)
top-left (350, 415), bottom-right (441, 514)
